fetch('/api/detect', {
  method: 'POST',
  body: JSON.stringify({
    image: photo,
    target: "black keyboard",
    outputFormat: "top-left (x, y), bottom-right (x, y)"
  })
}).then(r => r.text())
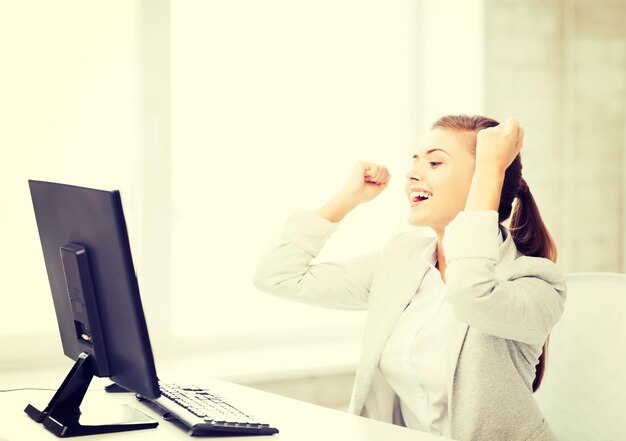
top-left (141, 383), bottom-right (279, 436)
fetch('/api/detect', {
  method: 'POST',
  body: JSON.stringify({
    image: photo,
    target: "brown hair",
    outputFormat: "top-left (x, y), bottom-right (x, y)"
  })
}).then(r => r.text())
top-left (431, 114), bottom-right (557, 392)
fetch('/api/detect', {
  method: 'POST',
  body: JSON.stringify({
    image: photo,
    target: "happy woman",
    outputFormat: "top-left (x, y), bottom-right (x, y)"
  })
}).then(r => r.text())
top-left (253, 115), bottom-right (567, 441)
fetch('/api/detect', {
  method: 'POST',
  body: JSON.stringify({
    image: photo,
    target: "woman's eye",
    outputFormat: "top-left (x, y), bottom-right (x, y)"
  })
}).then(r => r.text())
top-left (429, 161), bottom-right (442, 167)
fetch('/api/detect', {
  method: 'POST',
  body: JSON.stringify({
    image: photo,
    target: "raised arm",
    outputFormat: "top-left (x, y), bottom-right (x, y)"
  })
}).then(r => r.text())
top-left (442, 118), bottom-right (566, 345)
top-left (252, 210), bottom-right (379, 310)
top-left (442, 211), bottom-right (566, 345)
top-left (253, 162), bottom-right (391, 310)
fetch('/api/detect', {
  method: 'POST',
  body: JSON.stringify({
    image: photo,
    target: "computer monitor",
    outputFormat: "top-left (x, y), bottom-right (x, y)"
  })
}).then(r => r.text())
top-left (26, 180), bottom-right (161, 437)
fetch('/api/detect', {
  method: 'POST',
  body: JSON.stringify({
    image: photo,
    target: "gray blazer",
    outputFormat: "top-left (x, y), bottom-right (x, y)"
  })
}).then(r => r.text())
top-left (253, 210), bottom-right (567, 441)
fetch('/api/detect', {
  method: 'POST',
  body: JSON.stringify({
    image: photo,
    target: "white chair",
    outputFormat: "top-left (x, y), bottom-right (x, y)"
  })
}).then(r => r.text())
top-left (534, 272), bottom-right (626, 441)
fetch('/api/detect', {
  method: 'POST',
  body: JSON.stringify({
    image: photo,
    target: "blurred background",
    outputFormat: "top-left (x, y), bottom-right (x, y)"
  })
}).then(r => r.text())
top-left (1, 0), bottom-right (624, 411)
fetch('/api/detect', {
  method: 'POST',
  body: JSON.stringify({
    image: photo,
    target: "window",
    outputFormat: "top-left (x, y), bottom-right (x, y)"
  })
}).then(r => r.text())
top-left (1, 0), bottom-right (485, 363)
top-left (169, 0), bottom-right (414, 341)
top-left (0, 1), bottom-right (139, 339)
top-left (168, 0), bottom-right (485, 343)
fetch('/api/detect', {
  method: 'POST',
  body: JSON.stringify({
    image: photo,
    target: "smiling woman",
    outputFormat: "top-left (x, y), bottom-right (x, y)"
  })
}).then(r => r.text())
top-left (253, 115), bottom-right (566, 440)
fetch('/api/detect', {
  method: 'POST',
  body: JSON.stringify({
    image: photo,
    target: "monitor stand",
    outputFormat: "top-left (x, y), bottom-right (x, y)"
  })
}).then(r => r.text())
top-left (24, 352), bottom-right (158, 437)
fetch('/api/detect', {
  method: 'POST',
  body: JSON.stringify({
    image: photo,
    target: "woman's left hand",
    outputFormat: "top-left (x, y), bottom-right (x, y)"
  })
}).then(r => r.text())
top-left (463, 117), bottom-right (523, 212)
top-left (475, 117), bottom-right (524, 175)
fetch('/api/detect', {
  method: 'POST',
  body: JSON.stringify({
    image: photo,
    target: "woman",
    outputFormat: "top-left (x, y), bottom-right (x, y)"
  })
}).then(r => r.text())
top-left (253, 115), bottom-right (567, 441)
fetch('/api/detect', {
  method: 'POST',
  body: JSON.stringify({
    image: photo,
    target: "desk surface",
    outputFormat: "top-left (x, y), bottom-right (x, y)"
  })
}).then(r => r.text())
top-left (0, 366), bottom-right (453, 441)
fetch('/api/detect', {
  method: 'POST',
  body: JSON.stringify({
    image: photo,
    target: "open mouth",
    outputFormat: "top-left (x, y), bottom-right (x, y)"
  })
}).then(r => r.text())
top-left (409, 191), bottom-right (432, 203)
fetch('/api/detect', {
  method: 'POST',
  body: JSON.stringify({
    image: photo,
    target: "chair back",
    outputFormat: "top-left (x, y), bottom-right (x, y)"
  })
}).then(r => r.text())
top-left (534, 272), bottom-right (626, 441)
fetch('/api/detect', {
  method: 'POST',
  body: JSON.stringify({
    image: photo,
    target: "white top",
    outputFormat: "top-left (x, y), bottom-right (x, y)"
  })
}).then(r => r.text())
top-left (379, 226), bottom-right (503, 437)
top-left (378, 237), bottom-right (454, 436)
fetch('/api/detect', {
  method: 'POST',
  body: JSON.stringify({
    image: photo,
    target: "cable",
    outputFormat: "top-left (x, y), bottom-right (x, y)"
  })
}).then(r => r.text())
top-left (0, 388), bottom-right (58, 392)
top-left (0, 387), bottom-right (105, 393)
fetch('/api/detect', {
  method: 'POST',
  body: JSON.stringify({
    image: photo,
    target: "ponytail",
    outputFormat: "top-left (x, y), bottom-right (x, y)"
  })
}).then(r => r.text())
top-left (510, 178), bottom-right (557, 263)
top-left (509, 177), bottom-right (557, 392)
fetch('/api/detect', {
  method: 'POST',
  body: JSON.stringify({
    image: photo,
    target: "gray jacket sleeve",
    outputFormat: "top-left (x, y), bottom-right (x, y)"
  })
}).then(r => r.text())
top-left (442, 210), bottom-right (567, 346)
top-left (252, 209), bottom-right (378, 310)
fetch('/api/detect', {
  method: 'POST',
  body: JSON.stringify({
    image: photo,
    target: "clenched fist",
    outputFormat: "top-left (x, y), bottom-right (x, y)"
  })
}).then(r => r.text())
top-left (475, 117), bottom-right (524, 174)
top-left (314, 161), bottom-right (391, 223)
top-left (339, 161), bottom-right (391, 205)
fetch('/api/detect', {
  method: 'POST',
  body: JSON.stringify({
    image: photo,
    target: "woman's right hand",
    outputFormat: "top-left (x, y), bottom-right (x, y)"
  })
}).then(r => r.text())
top-left (339, 161), bottom-right (391, 205)
top-left (314, 161), bottom-right (391, 223)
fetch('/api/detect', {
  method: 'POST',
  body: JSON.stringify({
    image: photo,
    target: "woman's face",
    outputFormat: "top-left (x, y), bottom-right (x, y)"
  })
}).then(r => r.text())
top-left (405, 128), bottom-right (476, 232)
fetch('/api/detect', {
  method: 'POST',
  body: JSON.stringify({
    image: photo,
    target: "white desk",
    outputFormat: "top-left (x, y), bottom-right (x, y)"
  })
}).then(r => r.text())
top-left (0, 366), bottom-right (454, 441)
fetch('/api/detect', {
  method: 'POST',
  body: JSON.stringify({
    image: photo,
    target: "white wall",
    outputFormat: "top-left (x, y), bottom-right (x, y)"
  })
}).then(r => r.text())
top-left (419, 0), bottom-right (485, 130)
top-left (484, 0), bottom-right (626, 272)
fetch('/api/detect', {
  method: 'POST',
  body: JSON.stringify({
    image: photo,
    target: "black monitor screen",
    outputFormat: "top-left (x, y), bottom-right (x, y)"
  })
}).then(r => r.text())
top-left (29, 180), bottom-right (160, 400)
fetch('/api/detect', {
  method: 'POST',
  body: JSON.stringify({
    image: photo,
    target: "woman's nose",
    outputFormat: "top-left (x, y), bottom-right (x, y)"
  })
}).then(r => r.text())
top-left (406, 167), bottom-right (420, 181)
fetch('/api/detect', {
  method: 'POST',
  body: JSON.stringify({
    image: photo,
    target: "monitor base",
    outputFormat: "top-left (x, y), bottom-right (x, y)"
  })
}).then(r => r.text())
top-left (24, 353), bottom-right (158, 437)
